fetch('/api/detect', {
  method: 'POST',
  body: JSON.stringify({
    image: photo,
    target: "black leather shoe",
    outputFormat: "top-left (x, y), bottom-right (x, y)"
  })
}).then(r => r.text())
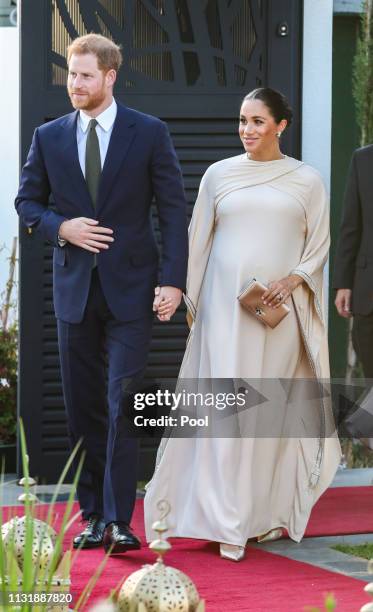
top-left (73, 514), bottom-right (105, 549)
top-left (103, 521), bottom-right (141, 554)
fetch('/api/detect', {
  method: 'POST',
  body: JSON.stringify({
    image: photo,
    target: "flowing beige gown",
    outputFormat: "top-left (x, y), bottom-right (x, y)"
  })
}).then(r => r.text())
top-left (144, 154), bottom-right (341, 546)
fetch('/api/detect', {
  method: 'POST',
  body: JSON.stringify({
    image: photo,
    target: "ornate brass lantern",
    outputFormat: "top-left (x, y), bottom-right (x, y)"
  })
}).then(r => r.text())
top-left (118, 501), bottom-right (205, 612)
top-left (0, 475), bottom-right (71, 612)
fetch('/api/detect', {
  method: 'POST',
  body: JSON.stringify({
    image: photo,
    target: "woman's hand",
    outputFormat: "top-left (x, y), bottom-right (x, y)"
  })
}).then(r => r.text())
top-left (153, 286), bottom-right (182, 321)
top-left (261, 274), bottom-right (304, 309)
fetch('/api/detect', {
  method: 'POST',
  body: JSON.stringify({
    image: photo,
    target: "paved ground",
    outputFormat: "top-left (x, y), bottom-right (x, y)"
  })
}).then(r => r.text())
top-left (2, 468), bottom-right (373, 589)
top-left (255, 533), bottom-right (373, 583)
top-left (253, 468), bottom-right (373, 583)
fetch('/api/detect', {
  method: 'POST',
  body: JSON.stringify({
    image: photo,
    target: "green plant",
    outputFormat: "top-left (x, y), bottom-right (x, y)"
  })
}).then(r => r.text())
top-left (0, 421), bottom-right (83, 611)
top-left (0, 420), bottom-right (115, 611)
top-left (0, 238), bottom-right (18, 445)
top-left (343, 2), bottom-right (373, 383)
top-left (353, 0), bottom-right (373, 147)
top-left (340, 438), bottom-right (373, 468)
top-left (0, 323), bottom-right (17, 444)
top-left (304, 593), bottom-right (337, 611)
top-left (332, 542), bottom-right (373, 560)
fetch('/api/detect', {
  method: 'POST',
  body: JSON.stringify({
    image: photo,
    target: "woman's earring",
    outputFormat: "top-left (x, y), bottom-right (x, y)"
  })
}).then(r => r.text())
top-left (276, 131), bottom-right (282, 138)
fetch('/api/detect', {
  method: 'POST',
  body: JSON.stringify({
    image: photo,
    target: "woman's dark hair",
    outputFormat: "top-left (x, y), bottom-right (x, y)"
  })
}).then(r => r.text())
top-left (242, 88), bottom-right (293, 126)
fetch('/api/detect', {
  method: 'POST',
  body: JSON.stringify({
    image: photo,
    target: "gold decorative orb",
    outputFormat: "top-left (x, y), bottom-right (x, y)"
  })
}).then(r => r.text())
top-left (1, 516), bottom-right (57, 572)
top-left (118, 500), bottom-right (205, 612)
top-left (118, 561), bottom-right (200, 612)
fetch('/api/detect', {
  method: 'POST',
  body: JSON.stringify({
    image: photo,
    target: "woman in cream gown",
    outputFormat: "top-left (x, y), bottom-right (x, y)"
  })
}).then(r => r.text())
top-left (144, 88), bottom-right (341, 561)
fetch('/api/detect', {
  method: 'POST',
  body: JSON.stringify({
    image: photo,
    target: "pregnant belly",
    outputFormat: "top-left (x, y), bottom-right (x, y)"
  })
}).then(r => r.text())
top-left (208, 243), bottom-right (298, 288)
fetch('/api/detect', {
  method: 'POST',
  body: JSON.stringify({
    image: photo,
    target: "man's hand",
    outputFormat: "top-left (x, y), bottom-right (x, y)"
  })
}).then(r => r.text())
top-left (335, 289), bottom-right (352, 318)
top-left (153, 286), bottom-right (182, 322)
top-left (59, 218), bottom-right (114, 253)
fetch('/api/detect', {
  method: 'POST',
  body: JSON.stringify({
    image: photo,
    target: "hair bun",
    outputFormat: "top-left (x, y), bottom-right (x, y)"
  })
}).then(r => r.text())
top-left (243, 88), bottom-right (293, 127)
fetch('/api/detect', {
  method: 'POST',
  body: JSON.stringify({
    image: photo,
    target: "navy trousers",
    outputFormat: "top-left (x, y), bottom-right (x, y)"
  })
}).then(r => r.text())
top-left (57, 269), bottom-right (153, 524)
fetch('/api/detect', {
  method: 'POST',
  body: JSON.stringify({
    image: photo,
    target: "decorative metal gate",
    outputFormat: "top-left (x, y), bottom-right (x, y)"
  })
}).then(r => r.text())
top-left (19, 0), bottom-right (302, 481)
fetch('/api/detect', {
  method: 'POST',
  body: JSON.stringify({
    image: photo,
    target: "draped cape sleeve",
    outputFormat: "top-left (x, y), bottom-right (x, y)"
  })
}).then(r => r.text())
top-left (283, 167), bottom-right (331, 379)
top-left (184, 165), bottom-right (217, 327)
top-left (290, 168), bottom-right (330, 328)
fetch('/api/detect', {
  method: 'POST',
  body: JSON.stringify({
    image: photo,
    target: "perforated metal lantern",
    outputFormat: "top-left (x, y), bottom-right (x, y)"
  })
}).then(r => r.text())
top-left (118, 501), bottom-right (205, 612)
top-left (1, 516), bottom-right (57, 572)
top-left (118, 562), bottom-right (202, 612)
top-left (1, 468), bottom-right (71, 612)
top-left (1, 518), bottom-right (71, 612)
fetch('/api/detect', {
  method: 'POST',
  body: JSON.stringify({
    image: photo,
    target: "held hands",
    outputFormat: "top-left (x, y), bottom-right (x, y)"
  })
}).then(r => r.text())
top-left (261, 274), bottom-right (304, 308)
top-left (335, 289), bottom-right (352, 318)
top-left (153, 286), bottom-right (182, 322)
top-left (58, 218), bottom-right (114, 253)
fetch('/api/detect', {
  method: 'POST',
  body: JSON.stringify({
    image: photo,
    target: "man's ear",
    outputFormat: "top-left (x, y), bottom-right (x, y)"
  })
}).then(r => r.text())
top-left (106, 69), bottom-right (117, 88)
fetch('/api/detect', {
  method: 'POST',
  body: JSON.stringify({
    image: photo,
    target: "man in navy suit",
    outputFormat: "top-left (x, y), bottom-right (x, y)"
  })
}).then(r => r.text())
top-left (15, 34), bottom-right (188, 553)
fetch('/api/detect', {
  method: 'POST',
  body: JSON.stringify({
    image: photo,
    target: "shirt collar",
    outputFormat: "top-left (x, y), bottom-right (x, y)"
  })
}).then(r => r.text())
top-left (79, 98), bottom-right (117, 133)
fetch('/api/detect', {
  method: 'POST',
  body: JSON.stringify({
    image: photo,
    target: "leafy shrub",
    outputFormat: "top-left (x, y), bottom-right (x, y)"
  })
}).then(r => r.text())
top-left (0, 323), bottom-right (17, 444)
top-left (0, 239), bottom-right (18, 445)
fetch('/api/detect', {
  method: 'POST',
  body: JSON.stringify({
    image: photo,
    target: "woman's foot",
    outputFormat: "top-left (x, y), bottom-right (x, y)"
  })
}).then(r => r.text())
top-left (219, 543), bottom-right (245, 561)
top-left (257, 528), bottom-right (285, 543)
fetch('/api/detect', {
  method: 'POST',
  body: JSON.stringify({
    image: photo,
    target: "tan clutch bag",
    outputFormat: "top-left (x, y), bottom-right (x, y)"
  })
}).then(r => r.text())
top-left (237, 278), bottom-right (290, 328)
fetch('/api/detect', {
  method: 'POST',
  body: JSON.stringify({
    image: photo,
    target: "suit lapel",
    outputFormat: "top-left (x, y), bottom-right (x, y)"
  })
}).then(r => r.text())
top-left (59, 111), bottom-right (94, 213)
top-left (97, 104), bottom-right (137, 212)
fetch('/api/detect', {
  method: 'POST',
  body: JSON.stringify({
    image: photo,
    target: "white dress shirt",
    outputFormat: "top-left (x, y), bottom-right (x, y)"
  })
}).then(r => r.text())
top-left (57, 98), bottom-right (117, 246)
top-left (77, 98), bottom-right (117, 175)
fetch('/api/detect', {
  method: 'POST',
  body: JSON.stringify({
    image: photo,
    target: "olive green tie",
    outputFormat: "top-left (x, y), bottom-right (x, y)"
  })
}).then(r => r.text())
top-left (85, 119), bottom-right (101, 209)
top-left (85, 119), bottom-right (101, 267)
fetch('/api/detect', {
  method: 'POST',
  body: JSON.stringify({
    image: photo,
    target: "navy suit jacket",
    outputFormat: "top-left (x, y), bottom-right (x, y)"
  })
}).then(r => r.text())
top-left (15, 103), bottom-right (188, 323)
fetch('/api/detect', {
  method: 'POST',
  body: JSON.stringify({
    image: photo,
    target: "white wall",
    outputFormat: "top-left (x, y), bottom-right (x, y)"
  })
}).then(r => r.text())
top-left (302, 0), bottom-right (333, 317)
top-left (0, 26), bottom-right (19, 304)
top-left (302, 0), bottom-right (333, 188)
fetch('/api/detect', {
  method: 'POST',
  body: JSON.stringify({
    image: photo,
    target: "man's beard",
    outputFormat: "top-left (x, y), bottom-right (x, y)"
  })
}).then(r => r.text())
top-left (68, 85), bottom-right (106, 112)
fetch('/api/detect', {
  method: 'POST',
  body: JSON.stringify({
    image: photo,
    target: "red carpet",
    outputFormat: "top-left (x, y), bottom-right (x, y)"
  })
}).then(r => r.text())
top-left (305, 486), bottom-right (373, 537)
top-left (3, 486), bottom-right (373, 611)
